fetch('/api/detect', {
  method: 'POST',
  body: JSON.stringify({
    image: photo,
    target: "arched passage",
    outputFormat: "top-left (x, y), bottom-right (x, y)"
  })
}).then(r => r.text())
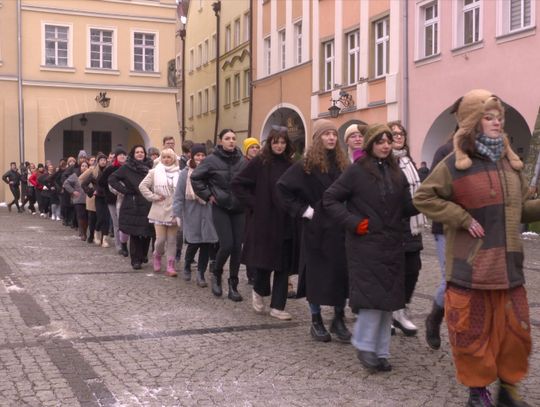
top-left (44, 112), bottom-right (150, 163)
top-left (260, 105), bottom-right (307, 155)
top-left (420, 103), bottom-right (531, 165)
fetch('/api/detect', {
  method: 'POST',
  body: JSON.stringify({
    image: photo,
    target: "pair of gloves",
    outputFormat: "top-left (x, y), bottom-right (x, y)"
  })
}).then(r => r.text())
top-left (302, 205), bottom-right (369, 236)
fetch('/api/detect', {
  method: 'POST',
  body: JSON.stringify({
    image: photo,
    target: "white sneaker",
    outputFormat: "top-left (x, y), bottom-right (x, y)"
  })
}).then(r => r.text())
top-left (392, 308), bottom-right (418, 336)
top-left (101, 237), bottom-right (110, 248)
top-left (270, 308), bottom-right (292, 321)
top-left (252, 290), bottom-right (265, 313)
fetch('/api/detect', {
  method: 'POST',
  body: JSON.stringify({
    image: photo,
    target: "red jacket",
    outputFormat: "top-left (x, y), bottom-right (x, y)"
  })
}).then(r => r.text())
top-left (28, 171), bottom-right (44, 190)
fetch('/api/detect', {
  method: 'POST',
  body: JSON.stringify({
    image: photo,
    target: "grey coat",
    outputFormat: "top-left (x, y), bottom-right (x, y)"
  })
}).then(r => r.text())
top-left (63, 173), bottom-right (86, 205)
top-left (173, 168), bottom-right (218, 244)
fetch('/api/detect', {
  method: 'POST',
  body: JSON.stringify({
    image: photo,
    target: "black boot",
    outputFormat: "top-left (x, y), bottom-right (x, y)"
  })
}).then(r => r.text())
top-left (467, 387), bottom-right (494, 407)
top-left (183, 262), bottom-right (192, 281)
top-left (227, 277), bottom-right (243, 302)
top-left (183, 245), bottom-right (197, 282)
top-left (196, 268), bottom-right (207, 288)
top-left (425, 302), bottom-right (445, 350)
top-left (120, 242), bottom-right (129, 257)
top-left (330, 310), bottom-right (352, 342)
top-left (497, 382), bottom-right (530, 407)
top-left (211, 268), bottom-right (222, 297)
top-left (310, 313), bottom-right (331, 342)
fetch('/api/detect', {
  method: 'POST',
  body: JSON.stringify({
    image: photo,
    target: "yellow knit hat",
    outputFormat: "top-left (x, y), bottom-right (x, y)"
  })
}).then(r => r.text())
top-left (242, 137), bottom-right (260, 155)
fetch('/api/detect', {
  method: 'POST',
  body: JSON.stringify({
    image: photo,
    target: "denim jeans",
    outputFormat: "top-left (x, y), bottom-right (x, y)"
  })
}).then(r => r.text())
top-left (351, 309), bottom-right (393, 358)
top-left (434, 234), bottom-right (446, 307)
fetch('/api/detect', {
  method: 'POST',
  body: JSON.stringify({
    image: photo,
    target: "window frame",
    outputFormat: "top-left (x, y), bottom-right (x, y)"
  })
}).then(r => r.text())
top-left (131, 29), bottom-right (159, 73)
top-left (243, 12), bottom-right (250, 42)
top-left (189, 48), bottom-right (194, 72)
top-left (323, 39), bottom-right (335, 91)
top-left (197, 90), bottom-right (202, 116)
top-left (225, 24), bottom-right (232, 52)
top-left (373, 17), bottom-right (389, 78)
top-left (243, 69), bottom-right (250, 99)
top-left (224, 77), bottom-right (232, 106)
top-left (87, 25), bottom-right (117, 70)
top-left (203, 88), bottom-right (209, 114)
top-left (189, 94), bottom-right (194, 119)
top-left (346, 29), bottom-right (360, 85)
top-left (234, 18), bottom-right (241, 48)
top-left (462, 0), bottom-right (482, 46)
top-left (294, 20), bottom-right (302, 65)
top-left (203, 39), bottom-right (209, 65)
top-left (42, 22), bottom-right (73, 68)
top-left (278, 29), bottom-right (286, 70)
top-left (211, 84), bottom-right (217, 111)
top-left (263, 36), bottom-right (271, 75)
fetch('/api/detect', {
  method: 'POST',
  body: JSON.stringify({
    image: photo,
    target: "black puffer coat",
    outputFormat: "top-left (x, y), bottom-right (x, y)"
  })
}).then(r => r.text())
top-left (99, 165), bottom-right (119, 205)
top-left (108, 157), bottom-right (154, 237)
top-left (323, 158), bottom-right (418, 313)
top-left (191, 146), bottom-right (246, 213)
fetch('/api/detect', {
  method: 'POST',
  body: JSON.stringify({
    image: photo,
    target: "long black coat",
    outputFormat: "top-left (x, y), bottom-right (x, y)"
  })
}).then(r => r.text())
top-left (276, 159), bottom-right (347, 306)
top-left (231, 154), bottom-right (294, 271)
top-left (108, 158), bottom-right (154, 237)
top-left (323, 158), bottom-right (418, 313)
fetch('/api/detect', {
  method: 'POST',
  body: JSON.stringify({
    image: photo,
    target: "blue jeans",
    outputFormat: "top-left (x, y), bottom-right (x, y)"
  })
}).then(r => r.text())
top-left (434, 234), bottom-right (446, 307)
top-left (351, 309), bottom-right (393, 358)
top-left (309, 303), bottom-right (345, 315)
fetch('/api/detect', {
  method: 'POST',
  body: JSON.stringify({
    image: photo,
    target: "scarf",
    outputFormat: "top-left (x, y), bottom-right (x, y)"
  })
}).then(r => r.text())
top-left (126, 156), bottom-right (151, 175)
top-left (475, 134), bottom-right (504, 162)
top-left (393, 150), bottom-right (425, 235)
top-left (153, 162), bottom-right (179, 197)
top-left (185, 166), bottom-right (206, 205)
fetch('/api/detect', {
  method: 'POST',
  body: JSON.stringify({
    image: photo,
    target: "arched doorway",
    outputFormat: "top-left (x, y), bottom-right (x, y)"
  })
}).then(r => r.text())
top-left (420, 103), bottom-right (531, 165)
top-left (261, 106), bottom-right (306, 156)
top-left (44, 112), bottom-right (149, 163)
top-left (338, 119), bottom-right (367, 152)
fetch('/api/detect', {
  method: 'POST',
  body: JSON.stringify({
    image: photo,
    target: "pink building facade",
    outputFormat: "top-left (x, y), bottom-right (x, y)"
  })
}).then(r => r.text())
top-left (407, 0), bottom-right (540, 166)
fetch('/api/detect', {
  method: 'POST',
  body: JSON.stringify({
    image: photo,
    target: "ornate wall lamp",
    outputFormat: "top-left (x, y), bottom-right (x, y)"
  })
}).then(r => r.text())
top-left (95, 92), bottom-right (111, 108)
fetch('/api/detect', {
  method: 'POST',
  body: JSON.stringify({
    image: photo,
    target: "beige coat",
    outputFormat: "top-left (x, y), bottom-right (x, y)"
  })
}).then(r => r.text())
top-left (139, 169), bottom-right (176, 224)
top-left (78, 167), bottom-right (96, 212)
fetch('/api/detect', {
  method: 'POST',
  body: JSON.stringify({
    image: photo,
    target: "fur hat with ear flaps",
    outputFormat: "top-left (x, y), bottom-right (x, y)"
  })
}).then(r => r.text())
top-left (453, 89), bottom-right (522, 171)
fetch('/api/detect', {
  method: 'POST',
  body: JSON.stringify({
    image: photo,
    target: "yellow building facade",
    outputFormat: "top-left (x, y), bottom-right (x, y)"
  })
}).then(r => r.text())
top-left (183, 0), bottom-right (250, 145)
top-left (0, 0), bottom-right (179, 202)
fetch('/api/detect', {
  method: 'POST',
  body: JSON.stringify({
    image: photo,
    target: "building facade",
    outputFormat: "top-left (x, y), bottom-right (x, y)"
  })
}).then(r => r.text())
top-left (0, 0), bottom-right (178, 202)
top-left (183, 0), bottom-right (250, 145)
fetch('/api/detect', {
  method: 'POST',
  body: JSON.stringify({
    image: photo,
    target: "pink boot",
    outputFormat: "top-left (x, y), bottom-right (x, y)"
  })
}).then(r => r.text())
top-left (153, 251), bottom-right (162, 272)
top-left (165, 258), bottom-right (177, 277)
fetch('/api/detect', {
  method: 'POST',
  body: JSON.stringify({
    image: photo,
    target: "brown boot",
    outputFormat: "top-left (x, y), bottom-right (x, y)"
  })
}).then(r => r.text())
top-left (79, 219), bottom-right (88, 241)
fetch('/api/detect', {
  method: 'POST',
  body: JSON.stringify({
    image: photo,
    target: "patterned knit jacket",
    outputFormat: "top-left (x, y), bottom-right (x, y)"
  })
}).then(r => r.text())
top-left (414, 151), bottom-right (540, 290)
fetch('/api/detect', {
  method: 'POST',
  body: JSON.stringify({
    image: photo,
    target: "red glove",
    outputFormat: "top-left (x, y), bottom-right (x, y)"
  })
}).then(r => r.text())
top-left (356, 219), bottom-right (369, 235)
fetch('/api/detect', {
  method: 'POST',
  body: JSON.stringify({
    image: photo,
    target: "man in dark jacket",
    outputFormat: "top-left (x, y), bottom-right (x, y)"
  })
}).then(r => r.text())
top-left (2, 162), bottom-right (22, 212)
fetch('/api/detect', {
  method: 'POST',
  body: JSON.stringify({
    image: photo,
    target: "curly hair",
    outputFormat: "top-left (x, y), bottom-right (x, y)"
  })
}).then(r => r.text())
top-left (304, 134), bottom-right (349, 174)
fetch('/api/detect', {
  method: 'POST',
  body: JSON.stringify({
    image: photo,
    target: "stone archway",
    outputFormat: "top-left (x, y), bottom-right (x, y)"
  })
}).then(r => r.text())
top-left (261, 106), bottom-right (306, 156)
top-left (44, 112), bottom-right (150, 163)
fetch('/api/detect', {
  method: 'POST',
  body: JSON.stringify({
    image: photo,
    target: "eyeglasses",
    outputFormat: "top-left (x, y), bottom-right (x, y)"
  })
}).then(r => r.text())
top-left (392, 132), bottom-right (405, 138)
top-left (271, 125), bottom-right (288, 133)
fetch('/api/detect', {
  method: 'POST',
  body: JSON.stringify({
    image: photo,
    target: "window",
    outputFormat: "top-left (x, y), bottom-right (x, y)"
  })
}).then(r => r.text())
top-left (44, 24), bottom-right (69, 66)
top-left (203, 39), bottom-right (209, 64)
top-left (63, 130), bottom-right (83, 159)
top-left (374, 17), bottom-right (389, 78)
top-left (323, 40), bottom-right (334, 91)
top-left (463, 0), bottom-right (481, 45)
top-left (243, 69), bottom-right (250, 98)
top-left (420, 2), bottom-right (439, 57)
top-left (224, 78), bottom-right (231, 105)
top-left (510, 0), bottom-right (532, 30)
top-left (212, 33), bottom-right (217, 59)
top-left (234, 73), bottom-right (240, 102)
top-left (189, 94), bottom-right (194, 118)
top-left (225, 25), bottom-right (231, 52)
top-left (263, 36), bottom-right (271, 75)
top-left (203, 88), bottom-right (209, 113)
top-left (346, 30), bottom-right (359, 85)
top-left (234, 18), bottom-right (241, 48)
top-left (294, 21), bottom-right (302, 65)
top-left (211, 84), bottom-right (217, 111)
top-left (243, 12), bottom-right (250, 42)
top-left (279, 29), bottom-right (286, 70)
top-left (197, 91), bottom-right (202, 116)
top-left (133, 32), bottom-right (156, 72)
top-left (91, 131), bottom-right (111, 156)
top-left (197, 43), bottom-right (202, 68)
top-left (90, 28), bottom-right (114, 69)
top-left (189, 48), bottom-right (194, 71)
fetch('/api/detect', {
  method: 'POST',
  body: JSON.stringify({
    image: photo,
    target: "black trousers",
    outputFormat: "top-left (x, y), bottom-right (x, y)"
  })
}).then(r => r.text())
top-left (404, 250), bottom-right (422, 304)
top-left (211, 205), bottom-right (245, 279)
top-left (88, 211), bottom-right (97, 239)
top-left (20, 182), bottom-right (28, 206)
top-left (184, 243), bottom-right (211, 273)
top-left (95, 196), bottom-right (110, 234)
top-left (26, 186), bottom-right (36, 213)
top-left (130, 235), bottom-right (151, 265)
top-left (74, 204), bottom-right (88, 222)
top-left (8, 185), bottom-right (20, 209)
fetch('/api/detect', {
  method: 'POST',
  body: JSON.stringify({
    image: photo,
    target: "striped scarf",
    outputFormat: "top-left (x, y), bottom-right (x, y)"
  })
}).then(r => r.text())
top-left (475, 134), bottom-right (504, 162)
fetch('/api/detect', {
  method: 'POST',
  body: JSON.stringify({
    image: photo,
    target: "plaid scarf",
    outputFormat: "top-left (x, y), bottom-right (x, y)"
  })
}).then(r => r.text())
top-left (475, 134), bottom-right (504, 162)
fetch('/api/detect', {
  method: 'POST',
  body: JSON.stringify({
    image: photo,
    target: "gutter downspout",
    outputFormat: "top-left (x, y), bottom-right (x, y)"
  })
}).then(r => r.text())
top-left (181, 30), bottom-right (186, 143)
top-left (17, 0), bottom-right (25, 164)
top-left (402, 0), bottom-right (410, 130)
top-left (247, 0), bottom-right (253, 138)
top-left (212, 1), bottom-right (221, 146)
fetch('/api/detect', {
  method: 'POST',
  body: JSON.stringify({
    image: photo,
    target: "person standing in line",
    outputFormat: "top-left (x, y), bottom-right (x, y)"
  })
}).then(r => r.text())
top-left (414, 89), bottom-right (540, 406)
top-left (387, 121), bottom-right (424, 337)
top-left (191, 129), bottom-right (246, 301)
top-left (173, 143), bottom-right (218, 286)
top-left (38, 164), bottom-right (56, 219)
top-left (2, 162), bottom-right (22, 213)
top-left (108, 145), bottom-right (154, 270)
top-left (179, 140), bottom-right (194, 170)
top-left (324, 124), bottom-right (418, 372)
top-left (241, 136), bottom-right (262, 286)
top-left (139, 148), bottom-right (180, 277)
top-left (232, 128), bottom-right (296, 320)
top-left (59, 157), bottom-right (77, 228)
top-left (25, 163), bottom-right (37, 214)
top-left (148, 147), bottom-right (161, 162)
top-left (276, 119), bottom-right (351, 342)
top-left (63, 161), bottom-right (90, 240)
top-left (344, 123), bottom-right (367, 163)
top-left (417, 161), bottom-right (430, 182)
top-left (19, 162), bottom-right (30, 210)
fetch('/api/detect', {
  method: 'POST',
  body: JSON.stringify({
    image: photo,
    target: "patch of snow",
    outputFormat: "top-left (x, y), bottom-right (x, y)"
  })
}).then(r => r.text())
top-left (5, 284), bottom-right (25, 292)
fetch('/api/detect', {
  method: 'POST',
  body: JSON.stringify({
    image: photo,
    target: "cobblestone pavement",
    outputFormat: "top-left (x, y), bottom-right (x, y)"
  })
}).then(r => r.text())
top-left (0, 208), bottom-right (539, 407)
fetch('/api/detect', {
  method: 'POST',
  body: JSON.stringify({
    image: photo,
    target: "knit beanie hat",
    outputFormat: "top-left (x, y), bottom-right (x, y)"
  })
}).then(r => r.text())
top-left (147, 147), bottom-right (160, 157)
top-left (344, 123), bottom-right (367, 143)
top-left (96, 152), bottom-right (108, 163)
top-left (114, 147), bottom-right (127, 157)
top-left (453, 89), bottom-right (522, 170)
top-left (242, 137), bottom-right (260, 155)
top-left (363, 124), bottom-right (392, 152)
top-left (191, 143), bottom-right (207, 156)
top-left (77, 150), bottom-right (88, 160)
top-left (312, 119), bottom-right (337, 140)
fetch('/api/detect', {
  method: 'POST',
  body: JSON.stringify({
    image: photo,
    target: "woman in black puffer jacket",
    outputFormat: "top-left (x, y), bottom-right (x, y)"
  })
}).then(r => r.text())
top-left (191, 129), bottom-right (246, 301)
top-left (108, 145), bottom-right (154, 270)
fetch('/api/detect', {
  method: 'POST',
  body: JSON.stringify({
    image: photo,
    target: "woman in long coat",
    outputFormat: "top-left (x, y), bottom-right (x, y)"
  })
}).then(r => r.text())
top-left (276, 119), bottom-right (350, 342)
top-left (108, 145), bottom-right (154, 270)
top-left (232, 127), bottom-right (296, 320)
top-left (324, 124), bottom-right (418, 372)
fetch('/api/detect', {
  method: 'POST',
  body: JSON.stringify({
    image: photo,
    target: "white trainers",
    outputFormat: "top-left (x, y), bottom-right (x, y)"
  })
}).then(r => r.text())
top-left (270, 308), bottom-right (292, 321)
top-left (252, 290), bottom-right (265, 313)
top-left (101, 237), bottom-right (110, 248)
top-left (392, 308), bottom-right (418, 336)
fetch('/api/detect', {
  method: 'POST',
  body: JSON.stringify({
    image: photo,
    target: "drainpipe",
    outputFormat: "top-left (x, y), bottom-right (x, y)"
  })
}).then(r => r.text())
top-left (212, 1), bottom-right (221, 146)
top-left (402, 0), bottom-right (410, 130)
top-left (247, 0), bottom-right (253, 137)
top-left (180, 28), bottom-right (186, 143)
top-left (17, 0), bottom-right (25, 164)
